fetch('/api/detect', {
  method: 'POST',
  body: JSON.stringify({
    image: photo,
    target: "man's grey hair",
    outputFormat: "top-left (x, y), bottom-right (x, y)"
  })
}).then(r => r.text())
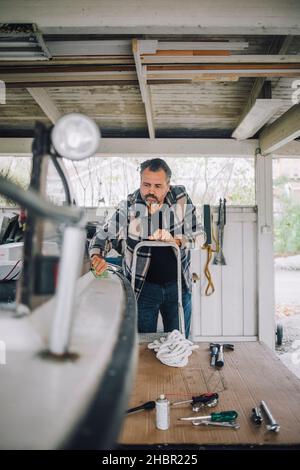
top-left (140, 158), bottom-right (172, 182)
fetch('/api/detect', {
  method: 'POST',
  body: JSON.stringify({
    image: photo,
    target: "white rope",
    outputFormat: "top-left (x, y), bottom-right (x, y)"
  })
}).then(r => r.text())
top-left (148, 329), bottom-right (199, 368)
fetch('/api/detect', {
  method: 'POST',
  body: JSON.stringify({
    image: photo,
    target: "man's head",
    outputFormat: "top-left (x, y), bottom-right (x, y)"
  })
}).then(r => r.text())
top-left (140, 158), bottom-right (171, 205)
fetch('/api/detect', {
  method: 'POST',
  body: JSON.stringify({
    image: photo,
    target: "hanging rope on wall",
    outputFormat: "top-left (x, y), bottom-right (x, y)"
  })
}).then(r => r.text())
top-left (202, 204), bottom-right (216, 296)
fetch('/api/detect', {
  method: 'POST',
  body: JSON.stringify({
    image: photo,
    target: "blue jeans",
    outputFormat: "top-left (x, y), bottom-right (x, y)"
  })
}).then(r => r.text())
top-left (137, 281), bottom-right (191, 338)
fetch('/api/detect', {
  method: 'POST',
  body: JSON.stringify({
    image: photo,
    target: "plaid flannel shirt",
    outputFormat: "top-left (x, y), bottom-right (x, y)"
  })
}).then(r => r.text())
top-left (89, 185), bottom-right (206, 298)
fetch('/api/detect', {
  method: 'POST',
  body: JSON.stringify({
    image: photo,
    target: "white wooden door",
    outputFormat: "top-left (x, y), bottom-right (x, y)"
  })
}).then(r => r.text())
top-left (191, 206), bottom-right (257, 342)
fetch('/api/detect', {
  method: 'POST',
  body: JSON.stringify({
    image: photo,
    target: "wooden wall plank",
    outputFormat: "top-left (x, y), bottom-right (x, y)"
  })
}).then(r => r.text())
top-left (243, 221), bottom-right (258, 336)
top-left (192, 209), bottom-right (257, 340)
top-left (200, 246), bottom-right (222, 336)
top-left (190, 249), bottom-right (202, 338)
top-left (221, 222), bottom-right (244, 336)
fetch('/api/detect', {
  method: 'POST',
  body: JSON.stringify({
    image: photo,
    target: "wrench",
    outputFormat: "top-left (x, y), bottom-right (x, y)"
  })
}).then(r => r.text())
top-left (192, 420), bottom-right (240, 429)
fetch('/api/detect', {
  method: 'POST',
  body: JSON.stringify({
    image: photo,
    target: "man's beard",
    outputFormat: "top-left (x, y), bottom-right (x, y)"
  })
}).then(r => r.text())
top-left (145, 194), bottom-right (159, 203)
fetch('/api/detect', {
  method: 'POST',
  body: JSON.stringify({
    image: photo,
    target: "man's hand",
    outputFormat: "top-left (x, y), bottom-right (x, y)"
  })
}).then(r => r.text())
top-left (149, 229), bottom-right (182, 247)
top-left (91, 254), bottom-right (108, 276)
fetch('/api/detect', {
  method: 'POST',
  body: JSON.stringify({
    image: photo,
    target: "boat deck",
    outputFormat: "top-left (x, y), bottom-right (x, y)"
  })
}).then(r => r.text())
top-left (119, 342), bottom-right (300, 448)
top-left (0, 271), bottom-right (134, 450)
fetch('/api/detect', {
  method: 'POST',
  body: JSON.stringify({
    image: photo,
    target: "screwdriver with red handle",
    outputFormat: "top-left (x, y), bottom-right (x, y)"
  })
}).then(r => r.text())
top-left (171, 392), bottom-right (219, 407)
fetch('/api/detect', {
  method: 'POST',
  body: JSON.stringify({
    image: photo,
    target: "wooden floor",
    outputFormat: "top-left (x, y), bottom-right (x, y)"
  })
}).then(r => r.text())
top-left (119, 342), bottom-right (300, 447)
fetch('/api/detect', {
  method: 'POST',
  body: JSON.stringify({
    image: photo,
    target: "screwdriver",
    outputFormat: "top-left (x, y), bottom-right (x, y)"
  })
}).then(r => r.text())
top-left (126, 401), bottom-right (155, 415)
top-left (172, 393), bottom-right (219, 407)
top-left (178, 410), bottom-right (238, 422)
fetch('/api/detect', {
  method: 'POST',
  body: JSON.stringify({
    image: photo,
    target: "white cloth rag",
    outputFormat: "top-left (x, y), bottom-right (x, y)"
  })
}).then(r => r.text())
top-left (148, 329), bottom-right (199, 367)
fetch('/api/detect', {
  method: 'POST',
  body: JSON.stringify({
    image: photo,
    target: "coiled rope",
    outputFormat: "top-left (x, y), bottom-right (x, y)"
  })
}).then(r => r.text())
top-left (148, 329), bottom-right (199, 367)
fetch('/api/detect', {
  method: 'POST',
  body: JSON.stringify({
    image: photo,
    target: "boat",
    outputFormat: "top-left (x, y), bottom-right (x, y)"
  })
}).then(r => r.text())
top-left (0, 114), bottom-right (137, 449)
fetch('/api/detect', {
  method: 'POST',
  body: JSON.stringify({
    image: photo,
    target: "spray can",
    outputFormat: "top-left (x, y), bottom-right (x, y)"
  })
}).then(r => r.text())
top-left (155, 394), bottom-right (170, 430)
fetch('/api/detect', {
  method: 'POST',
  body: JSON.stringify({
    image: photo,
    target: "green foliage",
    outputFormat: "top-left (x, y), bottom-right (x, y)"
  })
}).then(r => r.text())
top-left (229, 185), bottom-right (255, 205)
top-left (274, 203), bottom-right (300, 255)
top-left (0, 168), bottom-right (28, 207)
top-left (273, 175), bottom-right (289, 187)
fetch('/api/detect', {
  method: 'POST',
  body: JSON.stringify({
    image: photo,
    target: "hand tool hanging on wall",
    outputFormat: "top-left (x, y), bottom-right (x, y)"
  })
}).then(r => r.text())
top-left (213, 198), bottom-right (227, 266)
top-left (202, 204), bottom-right (215, 295)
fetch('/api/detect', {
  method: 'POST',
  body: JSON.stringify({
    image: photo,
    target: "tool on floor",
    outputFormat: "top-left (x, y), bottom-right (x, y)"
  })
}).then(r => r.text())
top-left (213, 198), bottom-right (227, 266)
top-left (216, 344), bottom-right (225, 368)
top-left (260, 400), bottom-right (280, 433)
top-left (193, 420), bottom-right (240, 429)
top-left (192, 398), bottom-right (218, 412)
top-left (210, 343), bottom-right (219, 367)
top-left (251, 407), bottom-right (263, 425)
top-left (210, 344), bottom-right (219, 366)
top-left (178, 410), bottom-right (238, 422)
top-left (126, 400), bottom-right (156, 415)
top-left (209, 343), bottom-right (234, 368)
top-left (172, 392), bottom-right (219, 409)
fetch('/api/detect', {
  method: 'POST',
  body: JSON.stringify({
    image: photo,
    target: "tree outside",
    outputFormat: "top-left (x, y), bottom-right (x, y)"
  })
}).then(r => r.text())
top-left (0, 157), bottom-right (31, 206)
top-left (62, 156), bottom-right (255, 208)
top-left (273, 161), bottom-right (300, 256)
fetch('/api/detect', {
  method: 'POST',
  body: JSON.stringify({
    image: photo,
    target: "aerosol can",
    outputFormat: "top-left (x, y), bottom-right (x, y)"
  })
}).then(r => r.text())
top-left (155, 394), bottom-right (170, 430)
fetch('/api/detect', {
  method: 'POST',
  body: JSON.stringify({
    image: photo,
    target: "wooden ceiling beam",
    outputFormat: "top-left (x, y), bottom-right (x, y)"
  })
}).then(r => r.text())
top-left (1, 54), bottom-right (300, 69)
top-left (234, 36), bottom-right (294, 139)
top-left (2, 60), bottom-right (300, 87)
top-left (147, 63), bottom-right (300, 71)
top-left (132, 39), bottom-right (155, 140)
top-left (1, 0), bottom-right (299, 35)
top-left (2, 138), bottom-right (300, 158)
top-left (25, 87), bottom-right (78, 203)
top-left (232, 98), bottom-right (285, 140)
top-left (147, 50), bottom-right (231, 56)
top-left (259, 104), bottom-right (300, 154)
top-left (1, 72), bottom-right (138, 85)
top-left (5, 80), bottom-right (139, 88)
top-left (156, 41), bottom-right (249, 51)
top-left (0, 137), bottom-right (258, 158)
top-left (146, 69), bottom-right (300, 80)
top-left (27, 88), bottom-right (61, 124)
top-left (141, 54), bottom-right (300, 65)
top-left (272, 140), bottom-right (300, 158)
